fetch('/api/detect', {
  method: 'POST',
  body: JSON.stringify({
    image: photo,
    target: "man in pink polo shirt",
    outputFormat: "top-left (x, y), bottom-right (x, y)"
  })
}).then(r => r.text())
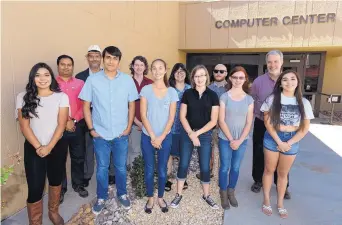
top-left (56, 55), bottom-right (89, 203)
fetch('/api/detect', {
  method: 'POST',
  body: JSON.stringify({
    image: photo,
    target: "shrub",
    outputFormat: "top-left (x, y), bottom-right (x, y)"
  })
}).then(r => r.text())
top-left (129, 155), bottom-right (158, 198)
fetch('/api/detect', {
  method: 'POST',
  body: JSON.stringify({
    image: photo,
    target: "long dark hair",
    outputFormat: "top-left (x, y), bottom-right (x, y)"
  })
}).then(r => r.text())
top-left (168, 63), bottom-right (190, 88)
top-left (129, 56), bottom-right (149, 75)
top-left (21, 63), bottom-right (61, 119)
top-left (151, 59), bottom-right (168, 87)
top-left (269, 70), bottom-right (306, 130)
top-left (227, 66), bottom-right (250, 93)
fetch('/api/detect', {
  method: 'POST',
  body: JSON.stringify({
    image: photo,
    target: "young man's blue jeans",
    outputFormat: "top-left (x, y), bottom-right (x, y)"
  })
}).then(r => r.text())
top-left (177, 130), bottom-right (212, 184)
top-left (141, 133), bottom-right (172, 198)
top-left (218, 138), bottom-right (248, 190)
top-left (93, 135), bottom-right (129, 200)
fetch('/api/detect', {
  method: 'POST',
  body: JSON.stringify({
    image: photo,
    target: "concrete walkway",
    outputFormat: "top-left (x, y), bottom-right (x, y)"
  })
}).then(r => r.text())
top-left (2, 177), bottom-right (97, 225)
top-left (223, 123), bottom-right (342, 225)
top-left (3, 122), bottom-right (342, 225)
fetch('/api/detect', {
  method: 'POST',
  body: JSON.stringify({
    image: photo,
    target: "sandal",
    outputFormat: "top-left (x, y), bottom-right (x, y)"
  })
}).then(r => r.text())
top-left (158, 199), bottom-right (168, 213)
top-left (278, 207), bottom-right (288, 219)
top-left (183, 181), bottom-right (188, 190)
top-left (262, 204), bottom-right (272, 216)
top-left (165, 180), bottom-right (172, 192)
top-left (144, 200), bottom-right (154, 214)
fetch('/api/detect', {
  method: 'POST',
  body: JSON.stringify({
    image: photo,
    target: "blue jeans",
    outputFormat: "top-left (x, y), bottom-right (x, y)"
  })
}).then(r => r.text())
top-left (177, 130), bottom-right (212, 184)
top-left (170, 133), bottom-right (181, 157)
top-left (93, 135), bottom-right (129, 199)
top-left (218, 138), bottom-right (247, 190)
top-left (141, 132), bottom-right (172, 198)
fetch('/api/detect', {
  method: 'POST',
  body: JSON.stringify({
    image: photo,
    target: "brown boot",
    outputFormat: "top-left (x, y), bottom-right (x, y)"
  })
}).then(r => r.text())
top-left (27, 200), bottom-right (43, 225)
top-left (219, 190), bottom-right (230, 209)
top-left (48, 185), bottom-right (64, 225)
top-left (227, 188), bottom-right (238, 207)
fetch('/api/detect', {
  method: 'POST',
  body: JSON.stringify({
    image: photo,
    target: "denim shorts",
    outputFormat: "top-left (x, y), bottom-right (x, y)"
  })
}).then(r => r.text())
top-left (263, 130), bottom-right (299, 155)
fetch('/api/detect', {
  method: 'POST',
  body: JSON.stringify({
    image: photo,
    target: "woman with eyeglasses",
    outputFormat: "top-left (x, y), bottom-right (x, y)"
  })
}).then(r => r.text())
top-left (170, 65), bottom-right (220, 210)
top-left (261, 70), bottom-right (313, 218)
top-left (218, 66), bottom-right (254, 209)
top-left (165, 63), bottom-right (191, 192)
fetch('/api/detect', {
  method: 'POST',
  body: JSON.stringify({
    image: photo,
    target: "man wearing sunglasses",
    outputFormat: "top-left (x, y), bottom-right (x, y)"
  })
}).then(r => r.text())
top-left (196, 64), bottom-right (228, 180)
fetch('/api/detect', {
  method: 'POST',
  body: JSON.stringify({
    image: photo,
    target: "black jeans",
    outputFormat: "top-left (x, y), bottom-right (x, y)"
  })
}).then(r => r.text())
top-left (25, 139), bottom-right (68, 203)
top-left (252, 117), bottom-right (289, 187)
top-left (61, 119), bottom-right (86, 190)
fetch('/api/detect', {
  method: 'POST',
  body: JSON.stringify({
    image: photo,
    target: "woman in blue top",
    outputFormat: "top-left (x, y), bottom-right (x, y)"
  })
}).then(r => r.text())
top-left (218, 66), bottom-right (254, 209)
top-left (261, 70), bottom-right (314, 218)
top-left (140, 59), bottom-right (178, 214)
top-left (165, 63), bottom-right (191, 192)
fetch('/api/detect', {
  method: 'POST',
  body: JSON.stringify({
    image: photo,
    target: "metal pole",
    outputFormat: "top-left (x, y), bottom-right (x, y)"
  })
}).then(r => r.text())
top-left (330, 103), bottom-right (335, 124)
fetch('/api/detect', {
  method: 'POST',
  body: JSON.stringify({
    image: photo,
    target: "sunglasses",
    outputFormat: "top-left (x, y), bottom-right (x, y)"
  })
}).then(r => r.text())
top-left (213, 69), bottom-right (226, 74)
top-left (231, 76), bottom-right (245, 80)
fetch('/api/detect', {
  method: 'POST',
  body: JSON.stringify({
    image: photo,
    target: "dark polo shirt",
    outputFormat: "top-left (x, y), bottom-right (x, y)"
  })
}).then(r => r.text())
top-left (181, 88), bottom-right (219, 130)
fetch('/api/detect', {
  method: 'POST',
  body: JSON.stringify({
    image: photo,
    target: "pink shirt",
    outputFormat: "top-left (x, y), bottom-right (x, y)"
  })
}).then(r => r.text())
top-left (57, 76), bottom-right (84, 121)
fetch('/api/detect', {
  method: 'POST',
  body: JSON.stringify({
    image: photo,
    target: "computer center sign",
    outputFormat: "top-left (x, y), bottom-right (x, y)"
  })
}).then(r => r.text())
top-left (215, 13), bottom-right (336, 29)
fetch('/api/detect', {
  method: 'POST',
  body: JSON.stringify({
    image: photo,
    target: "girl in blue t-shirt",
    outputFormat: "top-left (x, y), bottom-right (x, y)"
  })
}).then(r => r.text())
top-left (140, 59), bottom-right (178, 214)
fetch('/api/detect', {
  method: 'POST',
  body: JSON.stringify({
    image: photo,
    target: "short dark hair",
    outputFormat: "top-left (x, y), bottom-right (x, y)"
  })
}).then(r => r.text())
top-left (129, 56), bottom-right (149, 75)
top-left (102, 46), bottom-right (122, 60)
top-left (57, 55), bottom-right (74, 66)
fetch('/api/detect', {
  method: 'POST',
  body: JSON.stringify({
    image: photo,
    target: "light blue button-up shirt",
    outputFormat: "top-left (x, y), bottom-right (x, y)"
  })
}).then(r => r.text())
top-left (79, 70), bottom-right (139, 140)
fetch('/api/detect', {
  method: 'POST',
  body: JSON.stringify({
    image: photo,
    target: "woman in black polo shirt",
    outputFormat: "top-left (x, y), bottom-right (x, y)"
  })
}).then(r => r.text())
top-left (170, 65), bottom-right (220, 209)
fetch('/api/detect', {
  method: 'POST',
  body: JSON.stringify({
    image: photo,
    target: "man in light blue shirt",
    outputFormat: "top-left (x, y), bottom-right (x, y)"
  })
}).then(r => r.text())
top-left (79, 46), bottom-right (138, 214)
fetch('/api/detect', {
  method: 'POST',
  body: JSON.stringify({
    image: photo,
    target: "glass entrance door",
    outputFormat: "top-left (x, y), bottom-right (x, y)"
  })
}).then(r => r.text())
top-left (187, 52), bottom-right (325, 116)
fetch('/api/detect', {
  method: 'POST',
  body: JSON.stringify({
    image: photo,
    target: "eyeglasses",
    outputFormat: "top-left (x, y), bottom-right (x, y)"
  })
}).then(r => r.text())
top-left (213, 69), bottom-right (226, 74)
top-left (176, 70), bottom-right (185, 75)
top-left (231, 76), bottom-right (245, 80)
top-left (194, 75), bottom-right (206, 79)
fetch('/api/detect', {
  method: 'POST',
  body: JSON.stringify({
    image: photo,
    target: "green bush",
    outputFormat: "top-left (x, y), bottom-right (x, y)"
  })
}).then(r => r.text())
top-left (0, 166), bottom-right (14, 186)
top-left (129, 155), bottom-right (158, 198)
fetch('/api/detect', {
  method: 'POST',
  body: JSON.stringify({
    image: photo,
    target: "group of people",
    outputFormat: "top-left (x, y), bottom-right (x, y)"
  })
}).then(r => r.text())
top-left (16, 46), bottom-right (313, 224)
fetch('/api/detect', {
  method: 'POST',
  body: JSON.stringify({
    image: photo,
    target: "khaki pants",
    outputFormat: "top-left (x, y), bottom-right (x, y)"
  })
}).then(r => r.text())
top-left (127, 125), bottom-right (142, 166)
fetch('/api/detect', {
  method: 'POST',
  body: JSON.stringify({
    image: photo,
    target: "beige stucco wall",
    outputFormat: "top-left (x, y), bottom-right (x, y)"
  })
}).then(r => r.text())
top-left (179, 1), bottom-right (342, 49)
top-left (321, 54), bottom-right (342, 111)
top-left (179, 1), bottom-right (342, 112)
top-left (1, 1), bottom-right (180, 219)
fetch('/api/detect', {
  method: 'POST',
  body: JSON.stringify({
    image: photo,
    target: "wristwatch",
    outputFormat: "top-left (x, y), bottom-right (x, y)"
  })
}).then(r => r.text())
top-left (89, 128), bottom-right (95, 132)
top-left (71, 118), bottom-right (77, 123)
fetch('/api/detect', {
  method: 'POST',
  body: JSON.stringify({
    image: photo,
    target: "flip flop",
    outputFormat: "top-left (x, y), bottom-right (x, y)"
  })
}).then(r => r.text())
top-left (262, 204), bottom-right (272, 216)
top-left (278, 207), bottom-right (288, 219)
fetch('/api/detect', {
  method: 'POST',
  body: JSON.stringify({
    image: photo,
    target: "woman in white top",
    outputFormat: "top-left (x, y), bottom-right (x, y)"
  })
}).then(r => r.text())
top-left (260, 70), bottom-right (314, 218)
top-left (16, 63), bottom-right (69, 225)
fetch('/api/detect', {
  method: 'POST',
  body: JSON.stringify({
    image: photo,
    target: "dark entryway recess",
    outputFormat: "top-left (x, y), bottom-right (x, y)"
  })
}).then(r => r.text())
top-left (186, 52), bottom-right (326, 116)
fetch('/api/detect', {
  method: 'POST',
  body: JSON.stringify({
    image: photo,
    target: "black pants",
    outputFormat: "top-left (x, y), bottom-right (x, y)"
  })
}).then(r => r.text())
top-left (61, 119), bottom-right (86, 190)
top-left (25, 140), bottom-right (68, 203)
top-left (252, 117), bottom-right (289, 187)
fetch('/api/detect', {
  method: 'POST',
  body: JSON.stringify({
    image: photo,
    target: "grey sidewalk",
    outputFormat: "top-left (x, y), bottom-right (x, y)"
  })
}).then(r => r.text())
top-left (223, 123), bottom-right (342, 225)
top-left (2, 178), bottom-right (97, 225)
top-left (3, 123), bottom-right (342, 225)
